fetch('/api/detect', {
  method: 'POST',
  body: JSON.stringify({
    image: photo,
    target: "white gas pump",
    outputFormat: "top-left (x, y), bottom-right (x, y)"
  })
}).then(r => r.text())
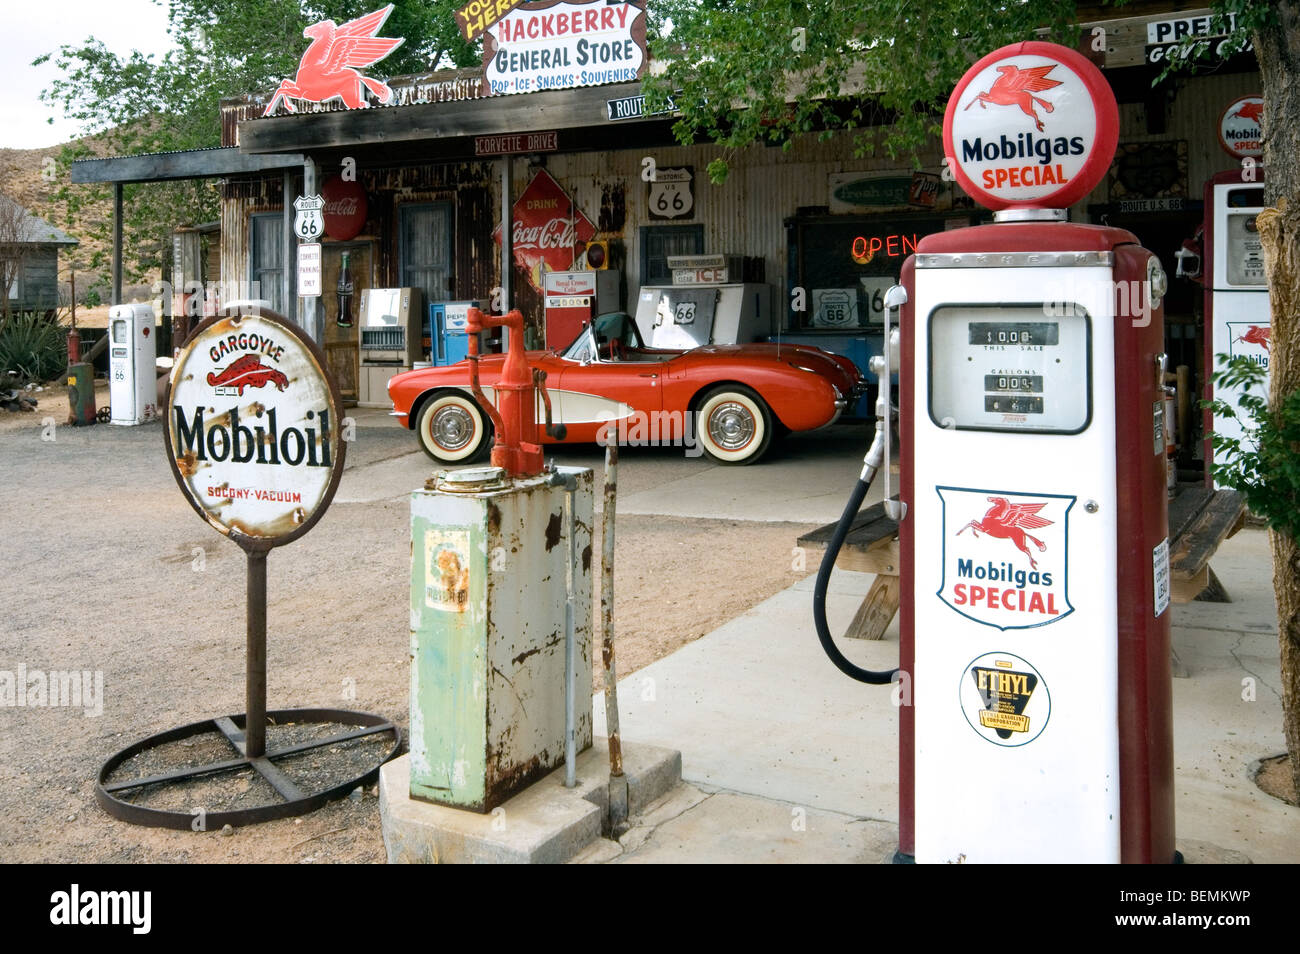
top-left (815, 42), bottom-right (1176, 864)
top-left (107, 304), bottom-right (158, 425)
top-left (1201, 170), bottom-right (1270, 485)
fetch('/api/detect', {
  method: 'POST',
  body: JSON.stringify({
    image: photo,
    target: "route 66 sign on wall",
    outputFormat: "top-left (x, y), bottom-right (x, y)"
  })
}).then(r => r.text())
top-left (293, 194), bottom-right (325, 240)
top-left (648, 167), bottom-right (694, 220)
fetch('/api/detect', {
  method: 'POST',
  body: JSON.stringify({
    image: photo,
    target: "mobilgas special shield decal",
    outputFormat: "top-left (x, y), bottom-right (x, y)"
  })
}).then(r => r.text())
top-left (959, 651), bottom-right (1051, 746)
top-left (936, 486), bottom-right (1075, 630)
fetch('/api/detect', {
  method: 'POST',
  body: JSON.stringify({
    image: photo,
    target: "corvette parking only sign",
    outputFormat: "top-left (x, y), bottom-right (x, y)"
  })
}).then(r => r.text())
top-left (936, 486), bottom-right (1075, 630)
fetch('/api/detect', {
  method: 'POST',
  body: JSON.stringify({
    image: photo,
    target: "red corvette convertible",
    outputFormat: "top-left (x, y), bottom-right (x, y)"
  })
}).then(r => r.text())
top-left (387, 312), bottom-right (865, 466)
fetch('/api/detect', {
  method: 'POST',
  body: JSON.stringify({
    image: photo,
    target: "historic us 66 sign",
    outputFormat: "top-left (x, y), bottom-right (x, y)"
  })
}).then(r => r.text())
top-left (943, 41), bottom-right (1119, 211)
top-left (165, 308), bottom-right (345, 548)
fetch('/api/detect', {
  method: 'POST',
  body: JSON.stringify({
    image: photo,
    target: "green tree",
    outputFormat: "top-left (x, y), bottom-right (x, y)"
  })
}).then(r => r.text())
top-left (35, 0), bottom-right (479, 288)
top-left (643, 0), bottom-right (1077, 183)
top-left (649, 0), bottom-right (1300, 799)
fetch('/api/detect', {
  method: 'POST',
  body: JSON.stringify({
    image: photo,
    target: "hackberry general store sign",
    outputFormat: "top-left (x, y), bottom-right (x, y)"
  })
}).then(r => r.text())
top-left (166, 310), bottom-right (345, 546)
top-left (481, 0), bottom-right (647, 96)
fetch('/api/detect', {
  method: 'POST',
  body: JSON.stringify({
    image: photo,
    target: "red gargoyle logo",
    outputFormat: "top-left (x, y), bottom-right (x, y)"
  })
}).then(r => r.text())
top-left (1235, 325), bottom-right (1271, 351)
top-left (207, 355), bottom-right (290, 395)
top-left (957, 497), bottom-right (1054, 569)
top-left (263, 4), bottom-right (405, 117)
top-left (964, 64), bottom-right (1064, 132)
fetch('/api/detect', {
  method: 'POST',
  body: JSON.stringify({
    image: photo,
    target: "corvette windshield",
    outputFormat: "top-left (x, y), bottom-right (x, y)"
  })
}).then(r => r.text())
top-left (560, 312), bottom-right (645, 361)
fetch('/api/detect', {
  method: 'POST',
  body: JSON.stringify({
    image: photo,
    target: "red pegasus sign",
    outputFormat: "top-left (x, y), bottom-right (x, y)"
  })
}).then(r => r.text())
top-left (207, 355), bottom-right (290, 395)
top-left (963, 65), bottom-right (1062, 132)
top-left (1235, 324), bottom-right (1271, 351)
top-left (957, 497), bottom-right (1053, 569)
top-left (1232, 101), bottom-right (1265, 124)
top-left (264, 5), bottom-right (405, 116)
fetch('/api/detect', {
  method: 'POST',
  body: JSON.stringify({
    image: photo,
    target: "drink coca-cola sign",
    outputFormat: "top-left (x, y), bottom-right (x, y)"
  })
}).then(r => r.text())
top-left (494, 169), bottom-right (596, 290)
top-left (165, 309), bottom-right (345, 547)
top-left (322, 176), bottom-right (368, 240)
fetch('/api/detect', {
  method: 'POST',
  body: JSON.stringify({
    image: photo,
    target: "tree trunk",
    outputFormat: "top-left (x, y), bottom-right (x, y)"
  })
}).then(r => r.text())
top-left (1254, 1), bottom-right (1300, 798)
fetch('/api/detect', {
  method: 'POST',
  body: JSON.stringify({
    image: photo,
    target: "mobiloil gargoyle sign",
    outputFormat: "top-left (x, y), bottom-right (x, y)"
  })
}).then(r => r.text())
top-left (166, 308), bottom-right (344, 545)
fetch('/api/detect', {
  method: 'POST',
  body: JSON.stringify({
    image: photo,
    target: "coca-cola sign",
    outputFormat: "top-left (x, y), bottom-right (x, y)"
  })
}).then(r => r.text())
top-left (494, 169), bottom-right (596, 290)
top-left (322, 177), bottom-right (368, 240)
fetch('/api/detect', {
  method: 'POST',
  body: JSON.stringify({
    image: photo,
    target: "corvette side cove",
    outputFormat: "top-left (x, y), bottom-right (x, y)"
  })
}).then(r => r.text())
top-left (387, 311), bottom-right (865, 466)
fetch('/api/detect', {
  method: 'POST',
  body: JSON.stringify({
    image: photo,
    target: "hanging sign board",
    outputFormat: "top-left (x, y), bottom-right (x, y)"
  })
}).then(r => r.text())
top-left (165, 309), bottom-right (345, 548)
top-left (481, 0), bottom-right (647, 96)
top-left (298, 242), bottom-right (322, 298)
top-left (943, 41), bottom-right (1119, 211)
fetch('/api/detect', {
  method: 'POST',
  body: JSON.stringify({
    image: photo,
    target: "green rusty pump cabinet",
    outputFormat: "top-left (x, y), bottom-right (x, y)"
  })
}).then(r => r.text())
top-left (409, 464), bottom-right (594, 812)
top-left (66, 362), bottom-right (97, 425)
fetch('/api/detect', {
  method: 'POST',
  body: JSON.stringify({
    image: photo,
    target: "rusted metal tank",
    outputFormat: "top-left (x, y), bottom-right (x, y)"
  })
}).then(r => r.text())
top-left (408, 464), bottom-right (594, 812)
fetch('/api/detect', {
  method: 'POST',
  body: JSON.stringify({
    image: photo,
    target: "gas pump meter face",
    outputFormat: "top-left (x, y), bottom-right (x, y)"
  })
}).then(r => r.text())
top-left (929, 304), bottom-right (1091, 433)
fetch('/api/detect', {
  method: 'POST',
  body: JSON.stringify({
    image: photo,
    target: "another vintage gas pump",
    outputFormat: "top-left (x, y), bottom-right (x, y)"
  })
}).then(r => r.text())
top-left (815, 42), bottom-right (1176, 863)
top-left (1179, 170), bottom-right (1270, 486)
top-left (107, 303), bottom-right (158, 425)
top-left (407, 307), bottom-right (594, 811)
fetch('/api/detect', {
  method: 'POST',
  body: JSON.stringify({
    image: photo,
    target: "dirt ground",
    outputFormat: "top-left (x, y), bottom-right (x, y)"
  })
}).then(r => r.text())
top-left (0, 404), bottom-right (820, 863)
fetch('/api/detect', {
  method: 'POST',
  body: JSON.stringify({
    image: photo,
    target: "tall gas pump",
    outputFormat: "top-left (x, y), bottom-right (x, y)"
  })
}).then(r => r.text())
top-left (815, 42), bottom-right (1176, 863)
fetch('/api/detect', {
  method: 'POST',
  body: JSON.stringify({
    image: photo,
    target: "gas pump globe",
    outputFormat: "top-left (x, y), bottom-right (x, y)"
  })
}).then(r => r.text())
top-left (815, 42), bottom-right (1177, 864)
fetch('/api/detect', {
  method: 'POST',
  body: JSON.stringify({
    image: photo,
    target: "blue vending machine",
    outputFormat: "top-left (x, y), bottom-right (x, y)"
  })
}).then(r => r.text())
top-left (429, 301), bottom-right (481, 366)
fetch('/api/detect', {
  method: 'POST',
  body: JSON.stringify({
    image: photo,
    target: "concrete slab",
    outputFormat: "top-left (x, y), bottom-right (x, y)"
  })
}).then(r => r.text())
top-left (380, 738), bottom-right (681, 863)
top-left (611, 785), bottom-right (898, 864)
top-left (592, 526), bottom-right (1300, 863)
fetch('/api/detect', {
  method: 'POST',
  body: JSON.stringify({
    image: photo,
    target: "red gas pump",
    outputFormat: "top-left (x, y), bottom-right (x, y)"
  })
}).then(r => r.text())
top-left (815, 42), bottom-right (1176, 863)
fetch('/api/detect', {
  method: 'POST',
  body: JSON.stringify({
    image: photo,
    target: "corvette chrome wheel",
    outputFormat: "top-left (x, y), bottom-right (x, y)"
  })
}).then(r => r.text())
top-left (696, 386), bottom-right (773, 465)
top-left (416, 392), bottom-right (490, 463)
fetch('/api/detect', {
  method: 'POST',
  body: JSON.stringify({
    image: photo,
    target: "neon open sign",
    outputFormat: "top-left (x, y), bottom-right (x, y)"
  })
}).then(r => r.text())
top-left (851, 233), bottom-right (921, 264)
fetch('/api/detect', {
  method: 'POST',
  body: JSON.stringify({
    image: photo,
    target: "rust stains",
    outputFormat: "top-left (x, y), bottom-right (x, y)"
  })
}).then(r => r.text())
top-left (486, 500), bottom-right (502, 535)
top-left (598, 182), bottom-right (626, 233)
top-left (176, 450), bottom-right (199, 477)
top-left (581, 542), bottom-right (593, 573)
top-left (544, 511), bottom-right (562, 551)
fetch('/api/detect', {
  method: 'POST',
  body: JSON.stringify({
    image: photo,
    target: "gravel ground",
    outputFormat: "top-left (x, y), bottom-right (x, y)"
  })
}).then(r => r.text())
top-left (0, 400), bottom-right (822, 863)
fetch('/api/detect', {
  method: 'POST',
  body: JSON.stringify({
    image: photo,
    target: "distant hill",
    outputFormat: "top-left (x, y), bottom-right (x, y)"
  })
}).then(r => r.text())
top-left (0, 134), bottom-right (159, 305)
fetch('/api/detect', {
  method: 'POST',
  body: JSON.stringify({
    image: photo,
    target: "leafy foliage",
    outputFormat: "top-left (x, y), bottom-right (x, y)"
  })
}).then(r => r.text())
top-left (34, 0), bottom-right (480, 285)
top-left (643, 0), bottom-right (1079, 183)
top-left (1207, 355), bottom-right (1300, 543)
top-left (0, 312), bottom-right (67, 384)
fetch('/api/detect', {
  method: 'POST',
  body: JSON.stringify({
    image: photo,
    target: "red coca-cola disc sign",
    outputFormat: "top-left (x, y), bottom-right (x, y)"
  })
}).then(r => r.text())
top-left (943, 41), bottom-right (1118, 211)
top-left (322, 177), bottom-right (368, 240)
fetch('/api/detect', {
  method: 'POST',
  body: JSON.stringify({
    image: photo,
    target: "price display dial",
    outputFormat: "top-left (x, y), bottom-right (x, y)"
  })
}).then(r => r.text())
top-left (929, 304), bottom-right (1092, 433)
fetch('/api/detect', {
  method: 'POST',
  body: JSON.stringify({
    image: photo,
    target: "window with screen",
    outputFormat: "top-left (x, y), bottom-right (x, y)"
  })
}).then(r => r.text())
top-left (399, 202), bottom-right (453, 304)
top-left (249, 213), bottom-right (284, 313)
top-left (640, 225), bottom-right (704, 286)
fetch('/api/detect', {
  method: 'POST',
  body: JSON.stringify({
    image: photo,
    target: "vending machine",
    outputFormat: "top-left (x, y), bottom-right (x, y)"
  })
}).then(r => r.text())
top-left (107, 303), bottom-right (158, 425)
top-left (633, 255), bottom-right (773, 349)
top-left (358, 287), bottom-right (423, 407)
top-left (429, 300), bottom-right (482, 367)
top-left (542, 270), bottom-right (621, 350)
top-left (813, 42), bottom-right (1176, 864)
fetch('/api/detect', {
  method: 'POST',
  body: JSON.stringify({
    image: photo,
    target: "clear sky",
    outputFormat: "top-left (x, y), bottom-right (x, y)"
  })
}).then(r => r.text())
top-left (0, 0), bottom-right (176, 149)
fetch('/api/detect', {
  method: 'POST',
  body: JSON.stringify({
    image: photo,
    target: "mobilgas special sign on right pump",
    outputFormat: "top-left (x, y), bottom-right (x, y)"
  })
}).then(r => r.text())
top-left (815, 42), bottom-right (1176, 864)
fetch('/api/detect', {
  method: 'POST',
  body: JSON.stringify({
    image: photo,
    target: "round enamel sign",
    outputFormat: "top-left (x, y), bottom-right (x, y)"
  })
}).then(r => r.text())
top-left (1218, 95), bottom-right (1264, 160)
top-left (943, 41), bottom-right (1118, 211)
top-left (165, 308), bottom-right (345, 549)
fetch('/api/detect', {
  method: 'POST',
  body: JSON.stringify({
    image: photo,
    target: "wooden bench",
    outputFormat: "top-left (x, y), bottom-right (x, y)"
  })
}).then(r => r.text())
top-left (798, 485), bottom-right (1247, 644)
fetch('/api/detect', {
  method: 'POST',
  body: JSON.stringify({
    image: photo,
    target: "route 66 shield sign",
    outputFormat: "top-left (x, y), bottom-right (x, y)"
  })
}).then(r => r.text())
top-left (293, 194), bottom-right (325, 240)
top-left (648, 167), bottom-right (694, 220)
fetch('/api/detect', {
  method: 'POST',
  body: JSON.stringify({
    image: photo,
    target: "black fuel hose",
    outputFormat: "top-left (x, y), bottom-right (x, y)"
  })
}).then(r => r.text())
top-left (813, 469), bottom-right (899, 685)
